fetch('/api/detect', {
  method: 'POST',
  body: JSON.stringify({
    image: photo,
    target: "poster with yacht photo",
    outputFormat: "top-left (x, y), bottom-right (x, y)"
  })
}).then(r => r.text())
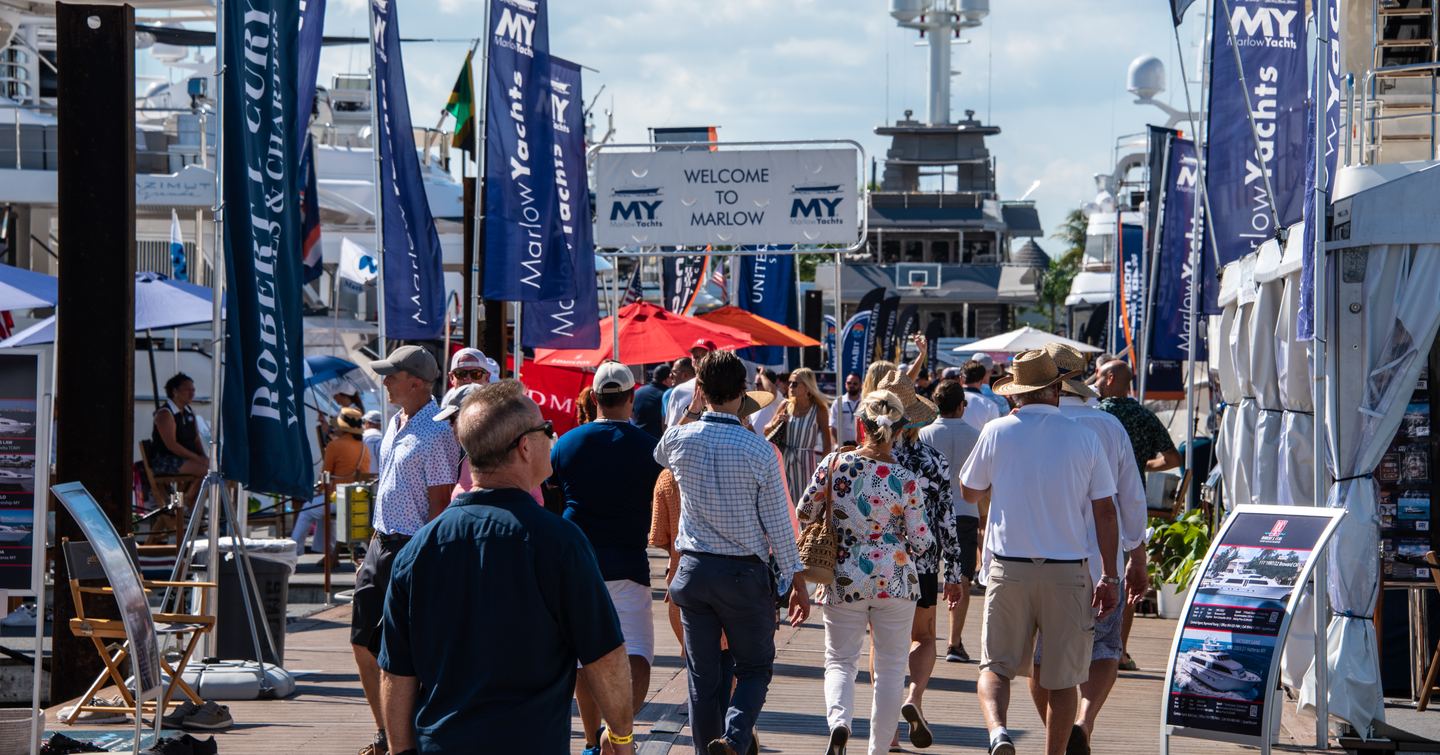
top-left (1164, 506), bottom-right (1343, 746)
top-left (0, 352), bottom-right (42, 593)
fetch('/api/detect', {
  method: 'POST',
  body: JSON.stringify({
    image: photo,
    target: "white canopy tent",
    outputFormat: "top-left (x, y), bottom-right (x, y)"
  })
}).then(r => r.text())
top-left (952, 325), bottom-right (1103, 355)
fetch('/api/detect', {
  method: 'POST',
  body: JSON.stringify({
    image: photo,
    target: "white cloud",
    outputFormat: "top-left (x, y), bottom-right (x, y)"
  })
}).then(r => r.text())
top-left (315, 0), bottom-right (1196, 240)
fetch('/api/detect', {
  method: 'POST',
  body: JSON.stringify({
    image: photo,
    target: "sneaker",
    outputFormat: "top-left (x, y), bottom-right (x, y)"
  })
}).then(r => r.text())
top-left (138, 737), bottom-right (194, 755)
top-left (161, 700), bottom-right (200, 728)
top-left (1118, 653), bottom-right (1139, 671)
top-left (2, 603), bottom-right (37, 627)
top-left (180, 735), bottom-right (218, 755)
top-left (945, 644), bottom-right (971, 663)
top-left (40, 733), bottom-right (105, 754)
top-left (989, 732), bottom-right (1016, 755)
top-left (826, 726), bottom-right (849, 755)
top-left (178, 701), bottom-right (233, 731)
top-left (59, 695), bottom-right (129, 724)
top-left (901, 702), bottom-right (933, 749)
top-left (357, 730), bottom-right (388, 755)
top-left (1066, 725), bottom-right (1090, 755)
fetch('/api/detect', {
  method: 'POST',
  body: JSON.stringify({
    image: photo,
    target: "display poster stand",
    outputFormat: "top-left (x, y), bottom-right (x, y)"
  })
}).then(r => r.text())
top-left (50, 483), bottom-right (163, 755)
top-left (1160, 504), bottom-right (1345, 754)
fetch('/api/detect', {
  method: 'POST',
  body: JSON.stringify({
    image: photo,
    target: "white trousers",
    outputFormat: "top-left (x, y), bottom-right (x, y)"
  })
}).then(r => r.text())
top-left (290, 494), bottom-right (329, 555)
top-left (822, 597), bottom-right (915, 755)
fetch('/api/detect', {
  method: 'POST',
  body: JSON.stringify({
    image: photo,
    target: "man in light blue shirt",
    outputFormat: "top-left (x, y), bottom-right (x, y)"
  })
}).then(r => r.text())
top-left (654, 350), bottom-right (809, 755)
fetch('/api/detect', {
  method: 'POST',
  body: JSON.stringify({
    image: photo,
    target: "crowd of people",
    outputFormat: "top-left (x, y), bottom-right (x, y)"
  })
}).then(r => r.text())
top-left (325, 333), bottom-right (1183, 755)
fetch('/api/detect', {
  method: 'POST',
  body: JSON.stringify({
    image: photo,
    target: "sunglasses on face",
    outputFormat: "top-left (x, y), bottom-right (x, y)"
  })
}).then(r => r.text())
top-left (452, 369), bottom-right (490, 381)
top-left (506, 420), bottom-right (556, 450)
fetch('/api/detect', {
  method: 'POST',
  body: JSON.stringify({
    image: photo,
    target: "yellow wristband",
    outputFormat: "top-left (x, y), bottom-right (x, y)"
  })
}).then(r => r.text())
top-left (607, 730), bottom-right (634, 746)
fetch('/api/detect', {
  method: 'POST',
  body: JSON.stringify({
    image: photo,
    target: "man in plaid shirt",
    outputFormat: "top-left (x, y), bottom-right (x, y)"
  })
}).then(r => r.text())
top-left (655, 350), bottom-right (810, 755)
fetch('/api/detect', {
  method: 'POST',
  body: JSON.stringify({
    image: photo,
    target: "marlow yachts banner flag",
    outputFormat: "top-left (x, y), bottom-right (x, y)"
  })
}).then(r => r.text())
top-left (220, 0), bottom-right (314, 498)
top-left (523, 56), bottom-right (599, 349)
top-left (1205, 0), bottom-right (1307, 312)
top-left (1150, 137), bottom-right (1207, 362)
top-left (483, 0), bottom-right (574, 302)
top-left (372, 0), bottom-right (446, 340)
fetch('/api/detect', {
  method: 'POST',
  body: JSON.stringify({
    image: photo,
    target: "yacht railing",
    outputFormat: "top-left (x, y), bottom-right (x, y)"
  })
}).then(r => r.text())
top-left (1359, 62), bottom-right (1440, 165)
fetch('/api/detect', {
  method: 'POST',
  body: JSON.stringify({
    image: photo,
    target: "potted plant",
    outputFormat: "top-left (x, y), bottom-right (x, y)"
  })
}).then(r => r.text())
top-left (1146, 508), bottom-right (1212, 619)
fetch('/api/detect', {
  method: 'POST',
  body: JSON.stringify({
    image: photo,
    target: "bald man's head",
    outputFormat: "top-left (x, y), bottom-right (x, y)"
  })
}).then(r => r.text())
top-left (1096, 360), bottom-right (1133, 399)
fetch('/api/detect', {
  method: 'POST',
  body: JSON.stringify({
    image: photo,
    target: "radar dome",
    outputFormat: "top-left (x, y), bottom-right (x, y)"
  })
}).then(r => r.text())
top-left (1127, 55), bottom-right (1165, 100)
top-left (890, 0), bottom-right (927, 23)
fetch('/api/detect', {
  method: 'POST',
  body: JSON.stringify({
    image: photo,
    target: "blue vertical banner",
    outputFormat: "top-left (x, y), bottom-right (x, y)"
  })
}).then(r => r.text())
top-left (1205, 0), bottom-right (1308, 312)
top-left (523, 57), bottom-right (599, 349)
top-left (822, 314), bottom-right (837, 371)
top-left (298, 135), bottom-right (323, 284)
top-left (1150, 137), bottom-right (1207, 362)
top-left (220, 0), bottom-right (314, 497)
top-left (738, 246), bottom-right (793, 365)
top-left (855, 287), bottom-right (885, 366)
top-left (1113, 222), bottom-right (1145, 364)
top-left (840, 310), bottom-right (872, 385)
top-left (372, 0), bottom-right (446, 340)
top-left (294, 0), bottom-right (326, 156)
top-left (1298, 2), bottom-right (1340, 341)
top-left (483, 0), bottom-right (574, 302)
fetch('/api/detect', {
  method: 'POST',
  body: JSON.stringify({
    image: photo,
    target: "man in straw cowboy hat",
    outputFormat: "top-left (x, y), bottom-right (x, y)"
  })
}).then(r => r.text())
top-left (958, 349), bottom-right (1120, 755)
top-left (877, 370), bottom-right (965, 750)
top-left (1027, 343), bottom-right (1149, 755)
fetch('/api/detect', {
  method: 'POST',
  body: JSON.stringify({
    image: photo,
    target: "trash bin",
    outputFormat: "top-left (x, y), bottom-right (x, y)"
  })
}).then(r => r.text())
top-left (191, 538), bottom-right (298, 666)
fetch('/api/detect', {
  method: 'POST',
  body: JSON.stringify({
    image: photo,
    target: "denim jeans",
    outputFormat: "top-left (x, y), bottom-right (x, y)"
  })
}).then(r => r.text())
top-left (669, 552), bottom-right (776, 754)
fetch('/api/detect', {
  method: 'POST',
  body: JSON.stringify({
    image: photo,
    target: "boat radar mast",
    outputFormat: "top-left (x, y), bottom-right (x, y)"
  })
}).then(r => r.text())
top-left (889, 0), bottom-right (989, 126)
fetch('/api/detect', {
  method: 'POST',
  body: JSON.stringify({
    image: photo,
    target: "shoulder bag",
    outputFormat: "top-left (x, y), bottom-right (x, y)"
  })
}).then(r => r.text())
top-left (797, 452), bottom-right (839, 585)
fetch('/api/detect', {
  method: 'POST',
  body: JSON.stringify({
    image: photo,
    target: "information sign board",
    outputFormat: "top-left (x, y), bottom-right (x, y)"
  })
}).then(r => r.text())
top-left (0, 350), bottom-right (45, 594)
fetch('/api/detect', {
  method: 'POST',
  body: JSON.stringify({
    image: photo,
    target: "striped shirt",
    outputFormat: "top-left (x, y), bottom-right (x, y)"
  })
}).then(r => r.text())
top-left (654, 412), bottom-right (802, 578)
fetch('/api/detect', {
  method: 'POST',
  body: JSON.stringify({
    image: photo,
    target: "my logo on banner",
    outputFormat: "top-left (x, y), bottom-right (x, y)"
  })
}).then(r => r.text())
top-left (371, 0), bottom-right (446, 339)
top-left (1203, 0), bottom-right (1307, 312)
top-left (523, 56), bottom-right (600, 349)
top-left (483, 0), bottom-right (575, 302)
top-left (220, 0), bottom-right (313, 498)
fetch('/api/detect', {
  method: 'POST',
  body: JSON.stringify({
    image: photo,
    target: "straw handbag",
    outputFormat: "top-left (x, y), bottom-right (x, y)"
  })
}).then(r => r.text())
top-left (797, 454), bottom-right (839, 584)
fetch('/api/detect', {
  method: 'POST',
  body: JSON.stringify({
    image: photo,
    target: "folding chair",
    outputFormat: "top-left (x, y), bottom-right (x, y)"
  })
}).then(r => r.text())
top-left (1417, 551), bottom-right (1440, 711)
top-left (138, 440), bottom-right (199, 544)
top-left (60, 537), bottom-right (216, 724)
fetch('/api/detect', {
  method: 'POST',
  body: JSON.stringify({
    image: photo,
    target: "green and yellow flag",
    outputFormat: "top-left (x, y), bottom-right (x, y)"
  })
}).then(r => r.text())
top-left (445, 50), bottom-right (475, 151)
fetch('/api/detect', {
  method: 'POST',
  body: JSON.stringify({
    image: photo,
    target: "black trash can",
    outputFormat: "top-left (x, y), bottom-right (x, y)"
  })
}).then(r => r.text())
top-left (210, 548), bottom-right (293, 666)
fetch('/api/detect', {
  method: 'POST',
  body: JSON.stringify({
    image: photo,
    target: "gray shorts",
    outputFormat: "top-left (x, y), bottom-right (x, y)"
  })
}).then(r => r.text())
top-left (1034, 580), bottom-right (1125, 667)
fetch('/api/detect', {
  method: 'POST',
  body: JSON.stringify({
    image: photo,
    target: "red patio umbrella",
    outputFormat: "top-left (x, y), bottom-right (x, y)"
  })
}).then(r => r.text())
top-left (531, 301), bottom-right (754, 368)
top-left (696, 306), bottom-right (820, 347)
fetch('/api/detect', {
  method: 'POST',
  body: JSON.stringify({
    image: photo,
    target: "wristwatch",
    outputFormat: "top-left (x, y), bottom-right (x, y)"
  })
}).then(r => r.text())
top-left (1099, 575), bottom-right (1120, 586)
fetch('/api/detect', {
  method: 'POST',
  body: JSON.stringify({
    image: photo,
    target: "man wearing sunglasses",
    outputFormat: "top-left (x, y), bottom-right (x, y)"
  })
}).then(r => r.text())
top-left (378, 381), bottom-right (636, 755)
top-left (448, 347), bottom-right (493, 387)
top-left (352, 345), bottom-right (461, 755)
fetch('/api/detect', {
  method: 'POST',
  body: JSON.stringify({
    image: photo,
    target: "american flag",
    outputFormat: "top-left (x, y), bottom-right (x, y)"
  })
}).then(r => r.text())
top-left (619, 264), bottom-right (644, 306)
top-left (709, 259), bottom-right (728, 301)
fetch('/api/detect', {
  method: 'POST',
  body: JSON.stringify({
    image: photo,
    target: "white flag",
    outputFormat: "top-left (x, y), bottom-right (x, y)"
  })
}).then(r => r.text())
top-left (339, 237), bottom-right (378, 291)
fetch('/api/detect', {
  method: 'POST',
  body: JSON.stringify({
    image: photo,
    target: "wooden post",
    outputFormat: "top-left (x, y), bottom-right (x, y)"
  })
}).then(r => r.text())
top-left (50, 2), bottom-right (137, 703)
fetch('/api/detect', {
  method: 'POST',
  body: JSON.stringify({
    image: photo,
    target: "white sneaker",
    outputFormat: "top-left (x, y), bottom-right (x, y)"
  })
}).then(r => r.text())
top-left (60, 695), bottom-right (130, 724)
top-left (1, 603), bottom-right (36, 627)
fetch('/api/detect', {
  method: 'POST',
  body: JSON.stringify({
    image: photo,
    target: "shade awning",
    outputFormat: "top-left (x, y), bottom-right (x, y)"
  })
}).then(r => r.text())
top-left (695, 306), bottom-right (819, 347)
top-left (951, 325), bottom-right (1103, 354)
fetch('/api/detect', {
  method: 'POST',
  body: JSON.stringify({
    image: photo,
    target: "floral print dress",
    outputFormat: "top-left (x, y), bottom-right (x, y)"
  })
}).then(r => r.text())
top-left (798, 451), bottom-right (934, 605)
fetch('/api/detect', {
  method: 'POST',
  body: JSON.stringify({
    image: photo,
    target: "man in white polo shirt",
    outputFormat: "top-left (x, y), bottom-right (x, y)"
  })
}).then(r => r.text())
top-left (959, 349), bottom-right (1120, 755)
top-left (1028, 343), bottom-right (1148, 755)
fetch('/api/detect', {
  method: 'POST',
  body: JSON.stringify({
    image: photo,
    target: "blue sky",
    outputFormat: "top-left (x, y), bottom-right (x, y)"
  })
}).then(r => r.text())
top-left (312, 0), bottom-right (1206, 254)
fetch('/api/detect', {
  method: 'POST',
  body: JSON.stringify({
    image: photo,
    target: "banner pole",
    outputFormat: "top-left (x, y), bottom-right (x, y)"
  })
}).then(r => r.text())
top-left (204, 0), bottom-right (229, 658)
top-left (471, 3), bottom-right (490, 347)
top-left (512, 302), bottom-right (522, 382)
top-left (611, 256), bottom-right (622, 360)
top-left (834, 249), bottom-right (844, 406)
top-left (367, 4), bottom-right (387, 364)
top-left (1310, 0), bottom-right (1332, 742)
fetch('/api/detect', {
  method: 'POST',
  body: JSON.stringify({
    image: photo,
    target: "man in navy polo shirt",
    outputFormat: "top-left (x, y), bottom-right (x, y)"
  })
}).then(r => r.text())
top-left (550, 360), bottom-right (663, 754)
top-left (378, 381), bottom-right (636, 754)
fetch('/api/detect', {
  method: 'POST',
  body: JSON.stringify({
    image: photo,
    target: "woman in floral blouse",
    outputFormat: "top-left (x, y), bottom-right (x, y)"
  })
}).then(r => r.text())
top-left (798, 390), bottom-right (934, 755)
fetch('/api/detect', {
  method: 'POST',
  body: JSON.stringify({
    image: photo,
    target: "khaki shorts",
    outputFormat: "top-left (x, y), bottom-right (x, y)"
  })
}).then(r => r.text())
top-left (979, 558), bottom-right (1094, 690)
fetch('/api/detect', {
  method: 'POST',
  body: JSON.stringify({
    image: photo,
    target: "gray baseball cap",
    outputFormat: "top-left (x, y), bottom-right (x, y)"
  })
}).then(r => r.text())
top-left (370, 345), bottom-right (440, 383)
top-left (434, 383), bottom-right (483, 422)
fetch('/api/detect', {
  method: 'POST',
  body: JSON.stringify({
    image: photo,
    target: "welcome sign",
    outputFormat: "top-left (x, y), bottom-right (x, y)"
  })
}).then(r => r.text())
top-left (594, 148), bottom-right (859, 247)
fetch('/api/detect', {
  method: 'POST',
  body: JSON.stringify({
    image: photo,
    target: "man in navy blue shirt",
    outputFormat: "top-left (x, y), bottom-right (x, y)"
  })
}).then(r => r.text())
top-left (551, 361), bottom-right (663, 755)
top-left (379, 381), bottom-right (636, 755)
top-left (631, 363), bottom-right (670, 438)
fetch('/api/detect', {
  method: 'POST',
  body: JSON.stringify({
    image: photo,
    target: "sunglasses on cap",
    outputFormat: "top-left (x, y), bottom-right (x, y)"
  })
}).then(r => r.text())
top-left (452, 368), bottom-right (490, 380)
top-left (506, 420), bottom-right (555, 450)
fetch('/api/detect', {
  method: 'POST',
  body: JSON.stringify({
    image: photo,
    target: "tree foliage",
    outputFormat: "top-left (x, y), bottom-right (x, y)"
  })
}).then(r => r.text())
top-left (1025, 207), bottom-right (1088, 333)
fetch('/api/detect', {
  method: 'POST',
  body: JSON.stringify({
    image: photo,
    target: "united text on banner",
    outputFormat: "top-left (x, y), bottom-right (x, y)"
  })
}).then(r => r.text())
top-left (483, 0), bottom-right (574, 302)
top-left (523, 56), bottom-right (599, 349)
top-left (220, 0), bottom-right (314, 498)
top-left (372, 0), bottom-right (446, 340)
top-left (738, 246), bottom-right (793, 366)
top-left (1151, 136), bottom-right (1207, 362)
top-left (1204, 0), bottom-right (1308, 312)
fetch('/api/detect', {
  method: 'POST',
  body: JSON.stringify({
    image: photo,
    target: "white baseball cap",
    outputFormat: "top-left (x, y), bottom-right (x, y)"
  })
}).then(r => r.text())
top-left (592, 361), bottom-right (637, 394)
top-left (449, 348), bottom-right (489, 374)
